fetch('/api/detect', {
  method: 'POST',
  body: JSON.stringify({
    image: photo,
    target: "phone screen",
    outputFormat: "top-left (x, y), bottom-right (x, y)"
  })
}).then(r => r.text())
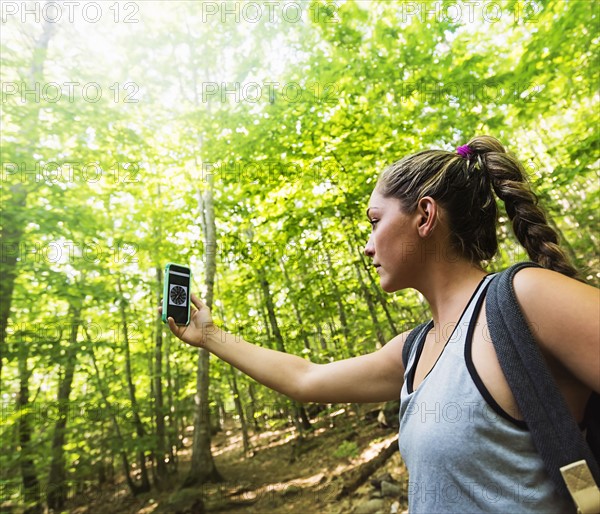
top-left (162, 263), bottom-right (191, 326)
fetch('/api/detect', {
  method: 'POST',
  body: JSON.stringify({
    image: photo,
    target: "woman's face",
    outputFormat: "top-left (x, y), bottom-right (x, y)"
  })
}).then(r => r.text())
top-left (364, 188), bottom-right (420, 292)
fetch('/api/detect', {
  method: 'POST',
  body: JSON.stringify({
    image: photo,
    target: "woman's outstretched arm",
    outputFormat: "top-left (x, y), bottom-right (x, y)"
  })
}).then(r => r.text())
top-left (160, 294), bottom-right (408, 404)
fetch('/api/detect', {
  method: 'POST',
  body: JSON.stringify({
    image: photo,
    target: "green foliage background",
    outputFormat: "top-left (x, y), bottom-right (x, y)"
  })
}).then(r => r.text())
top-left (1, 0), bottom-right (598, 508)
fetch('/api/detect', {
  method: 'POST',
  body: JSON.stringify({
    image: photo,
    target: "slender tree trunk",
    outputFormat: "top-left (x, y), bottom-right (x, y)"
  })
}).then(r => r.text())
top-left (318, 225), bottom-right (351, 347)
top-left (1, 186), bottom-right (25, 387)
top-left (164, 330), bottom-right (178, 470)
top-left (298, 405), bottom-right (312, 430)
top-left (247, 382), bottom-right (261, 432)
top-left (87, 330), bottom-right (145, 495)
top-left (117, 279), bottom-right (151, 493)
top-left (317, 322), bottom-right (327, 352)
top-left (280, 260), bottom-right (312, 352)
top-left (353, 261), bottom-right (386, 348)
top-left (0, 20), bottom-right (54, 385)
top-left (258, 295), bottom-right (273, 344)
top-left (213, 393), bottom-right (224, 433)
top-left (184, 175), bottom-right (221, 487)
top-left (16, 336), bottom-right (42, 514)
top-left (349, 233), bottom-right (398, 335)
top-left (47, 304), bottom-right (81, 510)
top-left (258, 269), bottom-right (285, 353)
top-left (153, 266), bottom-right (168, 480)
top-left (180, 31), bottom-right (222, 490)
top-left (229, 368), bottom-right (252, 457)
top-left (258, 269), bottom-right (312, 433)
top-left (174, 360), bottom-right (185, 450)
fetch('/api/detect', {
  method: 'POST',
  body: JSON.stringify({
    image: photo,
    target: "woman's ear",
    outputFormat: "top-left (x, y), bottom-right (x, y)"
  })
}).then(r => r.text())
top-left (415, 196), bottom-right (438, 238)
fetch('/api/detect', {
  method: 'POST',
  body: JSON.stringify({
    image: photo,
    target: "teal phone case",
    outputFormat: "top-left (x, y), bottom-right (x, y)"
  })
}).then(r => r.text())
top-left (162, 263), bottom-right (192, 326)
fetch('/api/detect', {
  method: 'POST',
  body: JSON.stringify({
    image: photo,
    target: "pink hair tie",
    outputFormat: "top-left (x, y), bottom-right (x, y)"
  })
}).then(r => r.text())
top-left (456, 144), bottom-right (473, 158)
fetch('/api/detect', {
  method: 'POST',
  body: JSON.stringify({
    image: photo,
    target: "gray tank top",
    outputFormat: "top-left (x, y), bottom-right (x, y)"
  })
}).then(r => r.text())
top-left (399, 274), bottom-right (575, 513)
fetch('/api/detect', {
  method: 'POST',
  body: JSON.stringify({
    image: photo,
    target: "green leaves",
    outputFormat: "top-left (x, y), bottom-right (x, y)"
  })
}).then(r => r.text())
top-left (1, 0), bottom-right (598, 503)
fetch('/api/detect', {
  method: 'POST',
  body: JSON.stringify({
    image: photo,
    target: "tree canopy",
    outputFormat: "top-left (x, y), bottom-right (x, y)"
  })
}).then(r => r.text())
top-left (1, 1), bottom-right (598, 512)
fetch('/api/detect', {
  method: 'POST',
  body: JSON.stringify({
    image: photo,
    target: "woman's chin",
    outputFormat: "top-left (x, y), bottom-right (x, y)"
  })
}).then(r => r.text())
top-left (379, 274), bottom-right (405, 293)
top-left (379, 277), bottom-right (399, 293)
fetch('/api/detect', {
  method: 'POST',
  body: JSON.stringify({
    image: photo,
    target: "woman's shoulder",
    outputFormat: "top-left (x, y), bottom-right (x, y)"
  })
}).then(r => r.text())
top-left (510, 265), bottom-right (598, 330)
top-left (510, 265), bottom-right (600, 393)
top-left (510, 265), bottom-right (597, 308)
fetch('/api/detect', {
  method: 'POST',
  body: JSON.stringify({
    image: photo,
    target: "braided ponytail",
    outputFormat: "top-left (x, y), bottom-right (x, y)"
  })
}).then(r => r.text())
top-left (466, 136), bottom-right (580, 279)
top-left (376, 135), bottom-right (580, 279)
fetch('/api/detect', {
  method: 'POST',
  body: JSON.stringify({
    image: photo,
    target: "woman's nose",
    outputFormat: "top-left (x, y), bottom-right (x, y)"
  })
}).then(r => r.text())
top-left (364, 234), bottom-right (375, 257)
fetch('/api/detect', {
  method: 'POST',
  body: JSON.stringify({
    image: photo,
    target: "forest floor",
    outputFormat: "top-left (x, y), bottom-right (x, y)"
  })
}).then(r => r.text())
top-left (64, 405), bottom-right (410, 514)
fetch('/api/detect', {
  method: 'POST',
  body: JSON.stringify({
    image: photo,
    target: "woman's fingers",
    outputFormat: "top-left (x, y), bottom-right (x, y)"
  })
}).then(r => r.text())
top-left (167, 317), bottom-right (180, 335)
top-left (160, 295), bottom-right (200, 318)
top-left (191, 293), bottom-right (205, 310)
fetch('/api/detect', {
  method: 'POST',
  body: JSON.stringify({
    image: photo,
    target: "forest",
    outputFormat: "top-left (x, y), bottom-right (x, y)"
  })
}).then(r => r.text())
top-left (1, 0), bottom-right (598, 513)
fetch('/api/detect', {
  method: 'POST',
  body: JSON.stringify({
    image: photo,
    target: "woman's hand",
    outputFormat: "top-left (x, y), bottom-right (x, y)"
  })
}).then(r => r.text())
top-left (158, 293), bottom-right (215, 347)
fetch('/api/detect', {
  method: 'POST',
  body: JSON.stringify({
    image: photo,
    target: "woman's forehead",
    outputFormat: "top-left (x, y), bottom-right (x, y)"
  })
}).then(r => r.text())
top-left (368, 189), bottom-right (398, 208)
top-left (368, 188), bottom-right (384, 205)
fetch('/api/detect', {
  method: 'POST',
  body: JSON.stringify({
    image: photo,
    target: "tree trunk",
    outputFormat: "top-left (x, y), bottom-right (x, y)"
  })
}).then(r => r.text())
top-left (258, 270), bottom-right (312, 434)
top-left (118, 279), bottom-right (151, 493)
top-left (16, 334), bottom-right (42, 514)
top-left (184, 175), bottom-right (221, 487)
top-left (1, 185), bottom-right (25, 387)
top-left (229, 367), bottom-right (252, 457)
top-left (349, 234), bottom-right (398, 335)
top-left (336, 438), bottom-right (399, 499)
top-left (0, 19), bottom-right (54, 385)
top-left (214, 394), bottom-right (224, 433)
top-left (47, 304), bottom-right (81, 510)
top-left (153, 266), bottom-right (168, 480)
top-left (258, 269), bottom-right (285, 353)
top-left (319, 225), bottom-right (351, 348)
top-left (280, 259), bottom-right (312, 352)
top-left (298, 404), bottom-right (312, 430)
top-left (354, 261), bottom-right (386, 348)
top-left (164, 330), bottom-right (179, 469)
top-left (174, 360), bottom-right (186, 450)
top-left (247, 382), bottom-right (262, 432)
top-left (87, 329), bottom-right (145, 495)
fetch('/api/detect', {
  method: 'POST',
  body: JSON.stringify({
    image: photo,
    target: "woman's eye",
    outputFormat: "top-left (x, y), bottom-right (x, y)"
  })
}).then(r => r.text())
top-left (369, 219), bottom-right (379, 228)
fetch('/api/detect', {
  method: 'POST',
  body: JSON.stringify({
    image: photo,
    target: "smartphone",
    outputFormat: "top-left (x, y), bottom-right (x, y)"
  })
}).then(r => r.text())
top-left (162, 263), bottom-right (192, 326)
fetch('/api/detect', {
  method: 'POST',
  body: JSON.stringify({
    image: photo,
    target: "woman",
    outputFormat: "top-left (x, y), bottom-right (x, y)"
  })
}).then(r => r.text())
top-left (160, 136), bottom-right (599, 513)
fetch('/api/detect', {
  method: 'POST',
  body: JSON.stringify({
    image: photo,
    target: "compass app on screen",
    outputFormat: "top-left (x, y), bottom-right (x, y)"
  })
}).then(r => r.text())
top-left (163, 264), bottom-right (191, 325)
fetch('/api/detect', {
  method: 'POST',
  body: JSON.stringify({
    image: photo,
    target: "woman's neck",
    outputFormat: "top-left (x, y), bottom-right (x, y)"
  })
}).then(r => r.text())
top-left (416, 260), bottom-right (488, 340)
